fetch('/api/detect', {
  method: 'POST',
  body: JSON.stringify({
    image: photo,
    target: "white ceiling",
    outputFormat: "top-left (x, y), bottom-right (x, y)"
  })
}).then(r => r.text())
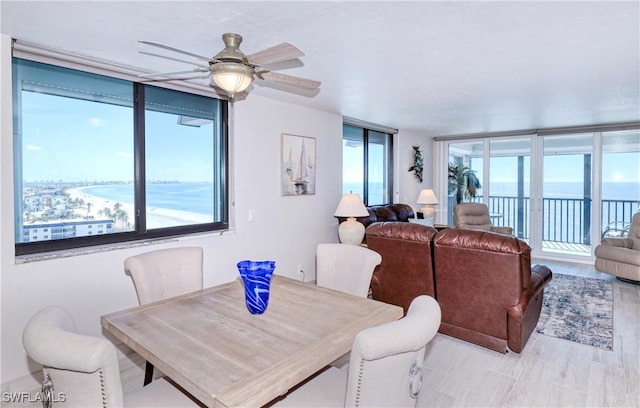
top-left (1, 1), bottom-right (639, 136)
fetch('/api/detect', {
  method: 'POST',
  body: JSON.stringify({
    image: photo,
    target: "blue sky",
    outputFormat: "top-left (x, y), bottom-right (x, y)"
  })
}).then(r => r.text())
top-left (21, 92), bottom-right (214, 183)
top-left (486, 153), bottom-right (640, 183)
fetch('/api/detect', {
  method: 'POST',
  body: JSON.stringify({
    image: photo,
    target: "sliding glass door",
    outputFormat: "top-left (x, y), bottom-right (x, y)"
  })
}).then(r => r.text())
top-left (488, 138), bottom-right (531, 240)
top-left (446, 140), bottom-right (483, 225)
top-left (537, 134), bottom-right (594, 257)
top-left (446, 138), bottom-right (532, 239)
top-left (439, 129), bottom-right (640, 261)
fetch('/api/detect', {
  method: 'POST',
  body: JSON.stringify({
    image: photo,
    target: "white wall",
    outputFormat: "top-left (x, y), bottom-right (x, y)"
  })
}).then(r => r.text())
top-left (0, 33), bottom-right (345, 384)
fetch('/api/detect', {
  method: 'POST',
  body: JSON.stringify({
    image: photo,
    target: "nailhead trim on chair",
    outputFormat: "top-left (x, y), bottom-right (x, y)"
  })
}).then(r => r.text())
top-left (355, 359), bottom-right (365, 407)
top-left (100, 369), bottom-right (107, 408)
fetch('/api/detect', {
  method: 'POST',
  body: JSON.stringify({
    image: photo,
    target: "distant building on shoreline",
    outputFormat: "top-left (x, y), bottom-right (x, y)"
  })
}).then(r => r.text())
top-left (22, 219), bottom-right (114, 242)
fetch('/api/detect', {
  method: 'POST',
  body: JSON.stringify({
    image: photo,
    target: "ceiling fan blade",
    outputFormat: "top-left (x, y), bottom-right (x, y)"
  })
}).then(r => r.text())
top-left (246, 42), bottom-right (305, 66)
top-left (139, 40), bottom-right (210, 61)
top-left (140, 51), bottom-right (209, 68)
top-left (139, 68), bottom-right (210, 79)
top-left (260, 71), bottom-right (321, 90)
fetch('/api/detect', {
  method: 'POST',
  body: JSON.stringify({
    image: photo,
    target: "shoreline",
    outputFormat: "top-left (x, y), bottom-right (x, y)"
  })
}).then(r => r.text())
top-left (66, 186), bottom-right (213, 229)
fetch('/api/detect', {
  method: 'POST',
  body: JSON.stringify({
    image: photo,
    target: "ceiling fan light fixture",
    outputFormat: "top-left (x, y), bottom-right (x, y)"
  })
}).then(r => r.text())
top-left (140, 33), bottom-right (319, 97)
top-left (210, 63), bottom-right (254, 95)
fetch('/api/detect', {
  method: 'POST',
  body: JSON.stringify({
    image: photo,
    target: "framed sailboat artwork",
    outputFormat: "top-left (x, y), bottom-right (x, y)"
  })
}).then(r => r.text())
top-left (281, 134), bottom-right (316, 196)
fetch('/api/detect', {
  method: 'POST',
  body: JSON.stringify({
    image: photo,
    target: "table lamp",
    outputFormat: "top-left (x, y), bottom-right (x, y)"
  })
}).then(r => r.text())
top-left (417, 189), bottom-right (439, 220)
top-left (334, 193), bottom-right (369, 245)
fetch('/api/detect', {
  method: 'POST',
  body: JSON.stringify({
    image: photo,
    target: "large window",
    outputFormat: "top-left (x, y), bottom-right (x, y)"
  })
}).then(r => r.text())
top-left (342, 124), bottom-right (393, 206)
top-left (12, 58), bottom-right (228, 255)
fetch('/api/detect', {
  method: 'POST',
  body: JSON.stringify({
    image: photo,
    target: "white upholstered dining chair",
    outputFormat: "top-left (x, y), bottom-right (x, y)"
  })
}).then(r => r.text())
top-left (272, 295), bottom-right (441, 408)
top-left (22, 306), bottom-right (202, 408)
top-left (124, 246), bottom-right (204, 385)
top-left (316, 243), bottom-right (382, 298)
top-left (124, 246), bottom-right (204, 305)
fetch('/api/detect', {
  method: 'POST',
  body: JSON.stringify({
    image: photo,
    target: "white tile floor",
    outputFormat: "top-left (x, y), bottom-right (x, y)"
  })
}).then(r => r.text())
top-left (416, 259), bottom-right (640, 408)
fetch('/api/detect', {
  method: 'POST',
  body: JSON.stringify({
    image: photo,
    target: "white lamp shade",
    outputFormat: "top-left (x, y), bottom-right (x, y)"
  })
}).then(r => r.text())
top-left (334, 193), bottom-right (369, 217)
top-left (416, 189), bottom-right (439, 205)
top-left (210, 63), bottom-right (253, 94)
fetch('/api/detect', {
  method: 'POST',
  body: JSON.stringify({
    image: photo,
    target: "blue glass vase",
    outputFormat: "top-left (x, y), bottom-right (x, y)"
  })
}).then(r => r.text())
top-left (237, 260), bottom-right (276, 315)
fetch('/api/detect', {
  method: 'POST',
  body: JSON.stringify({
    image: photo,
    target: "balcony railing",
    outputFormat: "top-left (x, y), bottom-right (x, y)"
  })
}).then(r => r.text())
top-left (447, 196), bottom-right (639, 246)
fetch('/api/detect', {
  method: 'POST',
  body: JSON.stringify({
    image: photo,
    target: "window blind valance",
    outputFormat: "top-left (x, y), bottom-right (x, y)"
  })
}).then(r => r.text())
top-left (12, 39), bottom-right (225, 100)
top-left (434, 122), bottom-right (640, 141)
top-left (343, 116), bottom-right (398, 135)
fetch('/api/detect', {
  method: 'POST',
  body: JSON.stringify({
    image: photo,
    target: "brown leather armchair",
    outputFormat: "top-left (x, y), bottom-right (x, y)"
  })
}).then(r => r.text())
top-left (365, 222), bottom-right (438, 313)
top-left (595, 212), bottom-right (640, 283)
top-left (433, 228), bottom-right (552, 353)
top-left (453, 202), bottom-right (513, 235)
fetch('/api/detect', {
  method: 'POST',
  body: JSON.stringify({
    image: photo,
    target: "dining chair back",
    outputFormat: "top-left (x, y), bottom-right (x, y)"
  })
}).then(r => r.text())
top-left (125, 247), bottom-right (204, 305)
top-left (345, 295), bottom-right (441, 407)
top-left (22, 306), bottom-right (201, 408)
top-left (125, 246), bottom-right (203, 385)
top-left (316, 243), bottom-right (382, 298)
top-left (272, 295), bottom-right (441, 407)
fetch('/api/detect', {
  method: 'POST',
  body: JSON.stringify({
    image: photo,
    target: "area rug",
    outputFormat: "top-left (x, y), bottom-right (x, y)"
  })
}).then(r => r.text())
top-left (535, 273), bottom-right (613, 350)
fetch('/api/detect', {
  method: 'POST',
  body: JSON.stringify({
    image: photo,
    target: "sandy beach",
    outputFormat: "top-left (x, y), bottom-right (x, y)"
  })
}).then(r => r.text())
top-left (66, 186), bottom-right (213, 229)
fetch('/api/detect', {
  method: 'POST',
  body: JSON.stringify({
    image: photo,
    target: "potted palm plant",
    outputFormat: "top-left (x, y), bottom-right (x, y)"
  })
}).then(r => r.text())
top-left (448, 163), bottom-right (481, 204)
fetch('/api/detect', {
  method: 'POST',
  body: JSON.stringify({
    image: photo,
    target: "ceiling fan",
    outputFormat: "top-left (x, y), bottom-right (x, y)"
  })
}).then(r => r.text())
top-left (139, 33), bottom-right (321, 98)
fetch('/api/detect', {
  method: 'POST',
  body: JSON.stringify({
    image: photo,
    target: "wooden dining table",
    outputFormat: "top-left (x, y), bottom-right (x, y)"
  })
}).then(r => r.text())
top-left (101, 275), bottom-right (403, 408)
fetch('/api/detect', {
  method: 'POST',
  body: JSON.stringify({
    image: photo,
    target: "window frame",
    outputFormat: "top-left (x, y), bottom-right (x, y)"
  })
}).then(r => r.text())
top-left (12, 56), bottom-right (229, 256)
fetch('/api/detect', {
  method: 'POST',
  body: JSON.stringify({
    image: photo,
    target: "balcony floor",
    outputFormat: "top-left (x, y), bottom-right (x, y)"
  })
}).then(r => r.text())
top-left (541, 240), bottom-right (591, 255)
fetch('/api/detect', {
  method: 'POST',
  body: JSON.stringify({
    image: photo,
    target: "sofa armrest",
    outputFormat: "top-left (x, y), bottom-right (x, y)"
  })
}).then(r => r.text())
top-left (490, 226), bottom-right (514, 235)
top-left (530, 264), bottom-right (553, 293)
top-left (389, 203), bottom-right (415, 222)
top-left (507, 264), bottom-right (551, 318)
top-left (600, 237), bottom-right (633, 249)
top-left (506, 264), bottom-right (552, 353)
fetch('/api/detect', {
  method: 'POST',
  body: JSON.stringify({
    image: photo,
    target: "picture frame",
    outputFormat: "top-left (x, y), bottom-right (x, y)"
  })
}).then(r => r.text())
top-left (281, 134), bottom-right (316, 196)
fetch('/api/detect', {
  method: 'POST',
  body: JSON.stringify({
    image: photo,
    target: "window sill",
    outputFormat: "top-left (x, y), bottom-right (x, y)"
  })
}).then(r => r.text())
top-left (15, 229), bottom-right (236, 264)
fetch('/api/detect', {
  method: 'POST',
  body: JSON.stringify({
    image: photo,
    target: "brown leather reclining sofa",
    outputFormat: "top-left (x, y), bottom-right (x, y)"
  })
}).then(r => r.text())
top-left (366, 220), bottom-right (552, 354)
top-left (338, 203), bottom-right (415, 229)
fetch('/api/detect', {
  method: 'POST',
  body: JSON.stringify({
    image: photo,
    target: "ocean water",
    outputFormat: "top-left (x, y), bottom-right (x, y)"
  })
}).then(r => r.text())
top-left (82, 182), bottom-right (214, 215)
top-left (84, 181), bottom-right (637, 216)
